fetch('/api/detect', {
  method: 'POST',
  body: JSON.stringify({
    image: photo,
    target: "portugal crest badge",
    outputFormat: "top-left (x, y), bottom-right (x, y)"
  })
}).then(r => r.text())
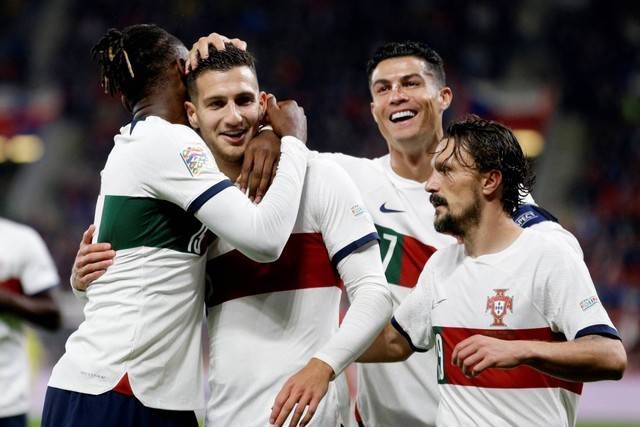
top-left (486, 289), bottom-right (513, 327)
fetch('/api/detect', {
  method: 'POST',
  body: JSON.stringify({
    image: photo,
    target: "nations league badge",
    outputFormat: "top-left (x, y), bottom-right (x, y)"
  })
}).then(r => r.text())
top-left (180, 146), bottom-right (209, 176)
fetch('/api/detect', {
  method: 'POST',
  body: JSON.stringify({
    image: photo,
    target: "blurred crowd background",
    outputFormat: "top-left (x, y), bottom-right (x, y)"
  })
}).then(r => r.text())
top-left (1, 0), bottom-right (639, 422)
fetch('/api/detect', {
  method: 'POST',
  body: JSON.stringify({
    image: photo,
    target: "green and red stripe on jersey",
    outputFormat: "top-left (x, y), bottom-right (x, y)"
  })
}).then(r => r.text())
top-left (375, 224), bottom-right (436, 288)
top-left (206, 232), bottom-right (340, 307)
top-left (433, 326), bottom-right (582, 394)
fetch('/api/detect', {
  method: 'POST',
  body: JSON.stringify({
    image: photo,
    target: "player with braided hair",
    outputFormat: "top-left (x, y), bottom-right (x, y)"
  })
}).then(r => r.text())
top-left (42, 24), bottom-right (310, 427)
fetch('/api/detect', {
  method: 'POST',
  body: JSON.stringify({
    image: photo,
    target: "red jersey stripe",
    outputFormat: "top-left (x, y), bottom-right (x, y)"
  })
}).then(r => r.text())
top-left (0, 278), bottom-right (22, 295)
top-left (397, 236), bottom-right (436, 288)
top-left (207, 233), bottom-right (340, 307)
top-left (439, 326), bottom-right (582, 394)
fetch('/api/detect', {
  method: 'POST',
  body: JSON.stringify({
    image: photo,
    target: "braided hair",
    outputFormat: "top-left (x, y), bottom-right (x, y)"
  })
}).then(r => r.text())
top-left (91, 24), bottom-right (185, 105)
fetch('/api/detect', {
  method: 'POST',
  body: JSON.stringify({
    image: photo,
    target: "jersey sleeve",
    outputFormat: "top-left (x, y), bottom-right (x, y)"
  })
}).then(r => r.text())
top-left (147, 124), bottom-right (234, 211)
top-left (193, 136), bottom-right (309, 262)
top-left (312, 243), bottom-right (392, 376)
top-left (308, 159), bottom-right (378, 267)
top-left (535, 239), bottom-right (619, 341)
top-left (392, 261), bottom-right (437, 352)
top-left (19, 228), bottom-right (60, 295)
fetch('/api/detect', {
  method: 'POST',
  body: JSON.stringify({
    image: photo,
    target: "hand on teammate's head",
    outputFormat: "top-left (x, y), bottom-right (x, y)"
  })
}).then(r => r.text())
top-left (186, 33), bottom-right (247, 74)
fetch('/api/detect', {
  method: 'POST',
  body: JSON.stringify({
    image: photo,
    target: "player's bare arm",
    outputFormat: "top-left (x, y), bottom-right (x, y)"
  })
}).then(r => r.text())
top-left (237, 126), bottom-right (281, 203)
top-left (269, 358), bottom-right (334, 427)
top-left (70, 225), bottom-right (115, 292)
top-left (452, 333), bottom-right (627, 382)
top-left (0, 287), bottom-right (60, 330)
top-left (357, 322), bottom-right (414, 363)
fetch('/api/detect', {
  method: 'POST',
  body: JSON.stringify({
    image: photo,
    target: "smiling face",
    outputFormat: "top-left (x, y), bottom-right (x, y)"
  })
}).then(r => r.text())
top-left (370, 56), bottom-right (451, 151)
top-left (425, 138), bottom-right (483, 238)
top-left (185, 66), bottom-right (266, 165)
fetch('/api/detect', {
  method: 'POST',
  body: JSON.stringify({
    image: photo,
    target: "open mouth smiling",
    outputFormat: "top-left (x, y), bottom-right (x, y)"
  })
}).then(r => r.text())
top-left (389, 110), bottom-right (417, 123)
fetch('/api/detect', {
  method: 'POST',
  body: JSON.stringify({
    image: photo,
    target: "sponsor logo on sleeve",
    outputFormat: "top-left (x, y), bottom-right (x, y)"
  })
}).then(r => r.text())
top-left (351, 204), bottom-right (365, 217)
top-left (515, 211), bottom-right (536, 226)
top-left (180, 146), bottom-right (209, 177)
top-left (579, 295), bottom-right (600, 311)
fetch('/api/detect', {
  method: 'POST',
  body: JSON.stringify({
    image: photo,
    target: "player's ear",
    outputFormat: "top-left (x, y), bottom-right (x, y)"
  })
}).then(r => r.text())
top-left (481, 169), bottom-right (502, 197)
top-left (370, 101), bottom-right (379, 124)
top-left (438, 86), bottom-right (452, 111)
top-left (185, 101), bottom-right (199, 129)
top-left (258, 91), bottom-right (268, 121)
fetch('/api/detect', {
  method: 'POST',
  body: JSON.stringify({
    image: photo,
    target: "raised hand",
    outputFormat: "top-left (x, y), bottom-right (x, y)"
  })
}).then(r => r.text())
top-left (265, 95), bottom-right (307, 143)
top-left (186, 33), bottom-right (248, 73)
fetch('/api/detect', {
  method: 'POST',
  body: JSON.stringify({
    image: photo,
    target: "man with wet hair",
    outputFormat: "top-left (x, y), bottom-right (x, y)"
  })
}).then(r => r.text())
top-left (357, 116), bottom-right (626, 426)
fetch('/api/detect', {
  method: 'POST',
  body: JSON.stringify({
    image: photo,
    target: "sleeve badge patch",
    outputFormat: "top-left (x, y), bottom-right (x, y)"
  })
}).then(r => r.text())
top-left (579, 295), bottom-right (599, 311)
top-left (180, 146), bottom-right (209, 177)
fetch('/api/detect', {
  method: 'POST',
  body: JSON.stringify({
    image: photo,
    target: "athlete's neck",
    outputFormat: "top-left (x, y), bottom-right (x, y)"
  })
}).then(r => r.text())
top-left (387, 132), bottom-right (440, 182)
top-left (131, 75), bottom-right (189, 126)
top-left (462, 206), bottom-right (522, 258)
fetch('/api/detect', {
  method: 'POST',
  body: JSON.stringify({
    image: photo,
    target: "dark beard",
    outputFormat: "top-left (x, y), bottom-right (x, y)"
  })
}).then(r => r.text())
top-left (433, 192), bottom-right (481, 238)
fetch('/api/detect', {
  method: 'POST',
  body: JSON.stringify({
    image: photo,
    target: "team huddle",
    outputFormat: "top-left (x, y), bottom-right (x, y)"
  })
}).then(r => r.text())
top-left (40, 25), bottom-right (626, 427)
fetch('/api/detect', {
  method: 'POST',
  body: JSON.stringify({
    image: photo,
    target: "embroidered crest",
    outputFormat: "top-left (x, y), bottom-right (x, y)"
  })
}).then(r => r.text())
top-left (180, 146), bottom-right (209, 176)
top-left (486, 288), bottom-right (513, 327)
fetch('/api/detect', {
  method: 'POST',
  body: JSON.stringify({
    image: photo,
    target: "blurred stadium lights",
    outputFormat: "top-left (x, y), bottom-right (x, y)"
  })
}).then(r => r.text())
top-left (514, 129), bottom-right (545, 158)
top-left (0, 134), bottom-right (45, 164)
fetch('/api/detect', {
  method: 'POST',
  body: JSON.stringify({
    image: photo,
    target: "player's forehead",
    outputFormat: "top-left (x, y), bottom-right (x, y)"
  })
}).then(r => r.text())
top-left (195, 66), bottom-right (259, 98)
top-left (370, 56), bottom-right (433, 85)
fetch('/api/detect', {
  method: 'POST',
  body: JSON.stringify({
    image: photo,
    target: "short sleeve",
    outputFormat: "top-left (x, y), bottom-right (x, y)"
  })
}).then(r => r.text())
top-left (147, 124), bottom-right (234, 212)
top-left (19, 229), bottom-right (60, 295)
top-left (308, 159), bottom-right (378, 267)
top-left (392, 265), bottom-right (436, 352)
top-left (536, 240), bottom-right (619, 341)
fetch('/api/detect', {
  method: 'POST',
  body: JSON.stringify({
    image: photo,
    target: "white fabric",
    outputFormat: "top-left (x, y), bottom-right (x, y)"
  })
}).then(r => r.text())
top-left (205, 158), bottom-right (391, 427)
top-left (319, 153), bottom-right (454, 427)
top-left (49, 116), bottom-right (307, 410)
top-left (394, 228), bottom-right (617, 426)
top-left (0, 218), bottom-right (59, 417)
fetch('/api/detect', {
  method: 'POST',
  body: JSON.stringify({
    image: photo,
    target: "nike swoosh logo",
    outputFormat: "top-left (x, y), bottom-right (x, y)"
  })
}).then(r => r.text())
top-left (379, 202), bottom-right (405, 213)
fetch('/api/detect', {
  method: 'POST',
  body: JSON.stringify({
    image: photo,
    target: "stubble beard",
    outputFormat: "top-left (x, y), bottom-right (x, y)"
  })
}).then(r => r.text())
top-left (433, 191), bottom-right (482, 239)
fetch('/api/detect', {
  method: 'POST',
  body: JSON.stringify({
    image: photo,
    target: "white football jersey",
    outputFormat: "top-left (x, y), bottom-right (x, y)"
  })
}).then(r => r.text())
top-left (205, 158), bottom-right (381, 427)
top-left (0, 218), bottom-right (59, 417)
top-left (321, 153), bottom-right (454, 426)
top-left (49, 116), bottom-right (235, 410)
top-left (394, 228), bottom-right (619, 426)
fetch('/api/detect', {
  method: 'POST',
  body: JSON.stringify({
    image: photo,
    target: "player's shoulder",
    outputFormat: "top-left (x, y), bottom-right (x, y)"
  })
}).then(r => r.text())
top-left (307, 157), bottom-right (356, 188)
top-left (129, 116), bottom-right (206, 150)
top-left (522, 227), bottom-right (581, 264)
top-left (426, 241), bottom-right (464, 271)
top-left (0, 218), bottom-right (44, 250)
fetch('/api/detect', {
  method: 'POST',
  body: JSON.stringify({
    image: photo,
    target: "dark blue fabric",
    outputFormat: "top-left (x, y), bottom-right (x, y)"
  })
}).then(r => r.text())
top-left (391, 316), bottom-right (429, 353)
top-left (512, 204), bottom-right (558, 228)
top-left (575, 324), bottom-right (621, 340)
top-left (331, 232), bottom-right (379, 268)
top-left (41, 387), bottom-right (197, 427)
top-left (0, 414), bottom-right (26, 427)
top-left (186, 179), bottom-right (234, 214)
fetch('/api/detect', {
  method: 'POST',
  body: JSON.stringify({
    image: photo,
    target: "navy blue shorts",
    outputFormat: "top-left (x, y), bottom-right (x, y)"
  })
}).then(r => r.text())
top-left (0, 414), bottom-right (26, 427)
top-left (42, 387), bottom-right (198, 427)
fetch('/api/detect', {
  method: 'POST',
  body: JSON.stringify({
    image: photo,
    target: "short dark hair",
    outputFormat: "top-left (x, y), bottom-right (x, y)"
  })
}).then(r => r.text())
top-left (185, 43), bottom-right (257, 98)
top-left (91, 24), bottom-right (185, 105)
top-left (443, 115), bottom-right (535, 214)
top-left (367, 41), bottom-right (446, 87)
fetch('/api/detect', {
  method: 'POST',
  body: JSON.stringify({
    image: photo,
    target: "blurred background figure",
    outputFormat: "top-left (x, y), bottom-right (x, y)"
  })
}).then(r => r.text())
top-left (0, 0), bottom-right (638, 424)
top-left (0, 218), bottom-right (60, 427)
